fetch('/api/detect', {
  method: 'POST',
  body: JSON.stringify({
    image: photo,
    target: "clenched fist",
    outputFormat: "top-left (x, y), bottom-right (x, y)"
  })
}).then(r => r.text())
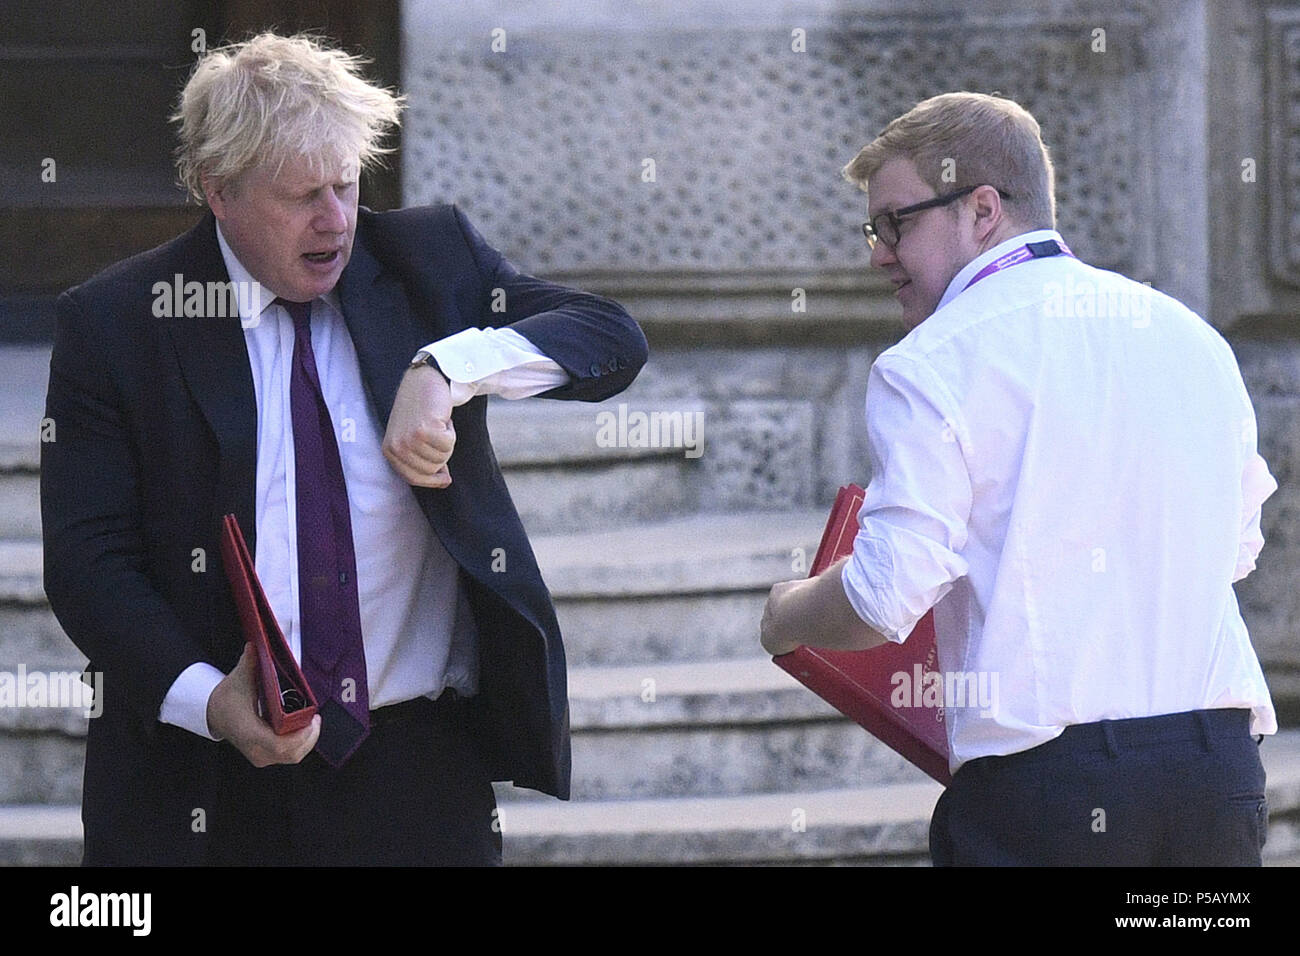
top-left (382, 363), bottom-right (456, 488)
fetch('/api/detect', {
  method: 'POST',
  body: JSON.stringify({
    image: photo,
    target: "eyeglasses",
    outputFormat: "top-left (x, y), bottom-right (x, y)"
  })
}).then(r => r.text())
top-left (862, 185), bottom-right (1011, 249)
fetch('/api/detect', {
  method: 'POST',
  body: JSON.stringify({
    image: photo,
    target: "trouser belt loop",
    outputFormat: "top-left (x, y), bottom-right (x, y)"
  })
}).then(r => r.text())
top-left (1100, 720), bottom-right (1120, 758)
top-left (1195, 710), bottom-right (1213, 752)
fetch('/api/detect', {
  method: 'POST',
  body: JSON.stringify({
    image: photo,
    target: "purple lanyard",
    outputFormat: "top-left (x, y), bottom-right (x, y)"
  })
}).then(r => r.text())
top-left (962, 238), bottom-right (1075, 292)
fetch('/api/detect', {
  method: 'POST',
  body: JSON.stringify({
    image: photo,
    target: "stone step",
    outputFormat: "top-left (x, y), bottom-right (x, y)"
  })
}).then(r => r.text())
top-left (0, 350), bottom-right (706, 537)
top-left (497, 781), bottom-right (940, 865)
top-left (485, 397), bottom-right (700, 468)
top-left (0, 347), bottom-right (702, 461)
top-left (0, 540), bottom-right (82, 672)
top-left (0, 347), bottom-right (48, 452)
top-left (537, 510), bottom-right (824, 666)
top-left (0, 806), bottom-right (82, 866)
top-left (0, 604), bottom-right (84, 672)
top-left (0, 348), bottom-right (694, 470)
top-left (0, 455), bottom-right (699, 544)
top-left (0, 540), bottom-right (93, 811)
top-left (0, 514), bottom-right (836, 806)
top-left (7, 730), bottom-right (1300, 866)
top-left (535, 510), bottom-right (824, 598)
top-left (0, 539), bottom-right (43, 606)
top-left (503, 729), bottom-right (1300, 864)
top-left (0, 666), bottom-right (95, 806)
top-left (556, 656), bottom-right (928, 801)
top-left (502, 457), bottom-right (700, 535)
top-left (0, 729), bottom-right (86, 806)
top-left (566, 656), bottom-right (836, 729)
top-left (0, 346), bottom-right (50, 536)
top-left (555, 590), bottom-right (771, 668)
top-left (0, 473), bottom-right (39, 539)
top-left (0, 656), bottom-right (923, 807)
top-left (0, 513), bottom-right (827, 674)
top-left (487, 391), bottom-right (815, 526)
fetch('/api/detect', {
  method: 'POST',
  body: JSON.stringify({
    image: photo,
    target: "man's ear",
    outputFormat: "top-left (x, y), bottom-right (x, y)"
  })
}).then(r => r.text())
top-left (969, 185), bottom-right (1004, 244)
top-left (202, 173), bottom-right (231, 219)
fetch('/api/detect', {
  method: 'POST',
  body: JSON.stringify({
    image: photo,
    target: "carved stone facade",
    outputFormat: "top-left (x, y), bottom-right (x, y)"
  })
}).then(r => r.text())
top-left (1268, 7), bottom-right (1300, 289)
top-left (404, 4), bottom-right (1153, 281)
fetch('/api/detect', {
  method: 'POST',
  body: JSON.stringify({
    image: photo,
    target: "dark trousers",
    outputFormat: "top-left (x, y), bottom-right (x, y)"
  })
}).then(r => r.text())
top-left (929, 708), bottom-right (1267, 866)
top-left (209, 692), bottom-right (502, 866)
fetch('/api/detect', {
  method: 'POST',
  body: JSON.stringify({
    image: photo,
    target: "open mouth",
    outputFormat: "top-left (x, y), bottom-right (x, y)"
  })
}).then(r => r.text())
top-left (303, 250), bottom-right (340, 264)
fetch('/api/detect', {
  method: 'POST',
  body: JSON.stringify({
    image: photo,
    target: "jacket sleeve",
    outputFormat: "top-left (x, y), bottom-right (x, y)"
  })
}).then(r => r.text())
top-left (450, 205), bottom-right (648, 403)
top-left (41, 290), bottom-right (210, 725)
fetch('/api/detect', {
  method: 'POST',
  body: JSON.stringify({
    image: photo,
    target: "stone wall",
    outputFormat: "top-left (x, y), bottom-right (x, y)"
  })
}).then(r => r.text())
top-left (403, 0), bottom-right (1165, 284)
top-left (1212, 1), bottom-right (1300, 709)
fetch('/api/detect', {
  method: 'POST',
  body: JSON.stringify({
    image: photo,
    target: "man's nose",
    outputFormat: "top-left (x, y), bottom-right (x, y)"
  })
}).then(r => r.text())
top-left (870, 239), bottom-right (897, 270)
top-left (314, 189), bottom-right (348, 233)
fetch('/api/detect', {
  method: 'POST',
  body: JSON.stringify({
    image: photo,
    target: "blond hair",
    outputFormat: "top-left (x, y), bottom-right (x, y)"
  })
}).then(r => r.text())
top-left (172, 32), bottom-right (404, 202)
top-left (843, 92), bottom-right (1055, 229)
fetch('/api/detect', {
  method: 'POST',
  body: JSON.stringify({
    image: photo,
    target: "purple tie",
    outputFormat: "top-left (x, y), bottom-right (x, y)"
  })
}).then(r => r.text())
top-left (279, 297), bottom-right (370, 766)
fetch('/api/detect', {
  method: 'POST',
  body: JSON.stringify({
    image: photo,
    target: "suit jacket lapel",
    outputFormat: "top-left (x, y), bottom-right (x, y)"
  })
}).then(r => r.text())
top-left (335, 220), bottom-right (428, 427)
top-left (165, 211), bottom-right (441, 557)
top-left (164, 213), bottom-right (259, 552)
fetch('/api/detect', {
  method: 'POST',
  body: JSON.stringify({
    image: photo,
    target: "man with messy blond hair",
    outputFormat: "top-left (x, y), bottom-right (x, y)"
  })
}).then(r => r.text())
top-left (42, 32), bottom-right (646, 865)
top-left (173, 32), bottom-right (403, 205)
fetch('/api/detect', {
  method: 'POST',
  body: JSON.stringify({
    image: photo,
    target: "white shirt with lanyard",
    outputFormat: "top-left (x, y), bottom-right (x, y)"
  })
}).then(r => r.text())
top-left (842, 228), bottom-right (1278, 772)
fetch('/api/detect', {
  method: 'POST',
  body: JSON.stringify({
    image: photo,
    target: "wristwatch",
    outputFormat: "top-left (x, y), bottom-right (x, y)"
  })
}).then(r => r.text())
top-left (408, 349), bottom-right (444, 376)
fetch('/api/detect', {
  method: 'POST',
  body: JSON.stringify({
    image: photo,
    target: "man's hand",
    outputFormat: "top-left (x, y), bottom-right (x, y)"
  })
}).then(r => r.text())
top-left (761, 579), bottom-right (809, 657)
top-left (206, 643), bottom-right (320, 768)
top-left (382, 364), bottom-right (456, 488)
top-left (760, 557), bottom-right (888, 657)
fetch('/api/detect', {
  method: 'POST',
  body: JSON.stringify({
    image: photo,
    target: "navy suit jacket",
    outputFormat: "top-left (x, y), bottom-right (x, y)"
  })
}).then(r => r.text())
top-left (40, 204), bottom-right (647, 864)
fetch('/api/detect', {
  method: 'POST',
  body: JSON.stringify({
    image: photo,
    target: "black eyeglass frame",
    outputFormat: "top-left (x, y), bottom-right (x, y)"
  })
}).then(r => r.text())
top-left (862, 185), bottom-right (1012, 249)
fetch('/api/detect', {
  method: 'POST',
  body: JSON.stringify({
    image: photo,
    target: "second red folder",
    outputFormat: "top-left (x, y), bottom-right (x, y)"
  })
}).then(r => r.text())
top-left (772, 484), bottom-right (952, 785)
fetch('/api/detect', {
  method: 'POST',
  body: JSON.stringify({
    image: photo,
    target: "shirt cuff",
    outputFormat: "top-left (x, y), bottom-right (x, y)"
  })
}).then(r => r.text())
top-left (158, 662), bottom-right (226, 740)
top-left (419, 327), bottom-right (570, 405)
top-left (841, 537), bottom-right (916, 644)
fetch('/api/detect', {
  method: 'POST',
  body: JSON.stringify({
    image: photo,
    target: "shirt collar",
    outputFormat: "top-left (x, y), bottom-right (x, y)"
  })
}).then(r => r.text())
top-left (935, 228), bottom-right (1067, 313)
top-left (214, 220), bottom-right (342, 327)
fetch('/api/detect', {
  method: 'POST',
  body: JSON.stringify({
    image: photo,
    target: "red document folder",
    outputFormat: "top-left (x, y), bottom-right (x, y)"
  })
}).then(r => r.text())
top-left (772, 485), bottom-right (952, 785)
top-left (219, 513), bottom-right (319, 734)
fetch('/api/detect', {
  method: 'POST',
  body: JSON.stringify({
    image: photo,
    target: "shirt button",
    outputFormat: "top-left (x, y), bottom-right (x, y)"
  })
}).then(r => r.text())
top-left (464, 361), bottom-right (475, 374)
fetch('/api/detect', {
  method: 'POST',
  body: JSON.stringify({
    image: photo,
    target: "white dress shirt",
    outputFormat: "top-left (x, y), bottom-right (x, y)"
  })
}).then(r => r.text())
top-left (159, 225), bottom-right (570, 739)
top-left (841, 229), bottom-right (1278, 772)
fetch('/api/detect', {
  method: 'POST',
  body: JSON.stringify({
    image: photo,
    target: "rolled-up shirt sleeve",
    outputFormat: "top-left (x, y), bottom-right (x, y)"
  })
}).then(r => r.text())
top-left (842, 353), bottom-right (972, 642)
